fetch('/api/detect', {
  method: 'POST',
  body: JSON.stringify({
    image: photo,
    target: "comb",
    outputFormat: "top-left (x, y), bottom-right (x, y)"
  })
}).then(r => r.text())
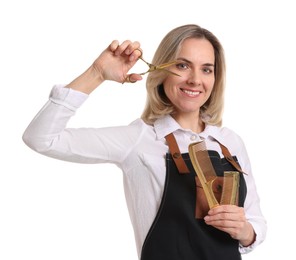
top-left (188, 141), bottom-right (219, 209)
top-left (220, 171), bottom-right (240, 205)
top-left (189, 141), bottom-right (240, 209)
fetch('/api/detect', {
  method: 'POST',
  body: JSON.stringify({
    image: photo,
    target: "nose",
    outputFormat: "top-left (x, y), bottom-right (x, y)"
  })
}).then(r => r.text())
top-left (187, 69), bottom-right (202, 86)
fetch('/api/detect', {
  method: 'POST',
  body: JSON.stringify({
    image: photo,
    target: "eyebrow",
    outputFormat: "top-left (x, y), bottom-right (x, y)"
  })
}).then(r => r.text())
top-left (177, 57), bottom-right (215, 67)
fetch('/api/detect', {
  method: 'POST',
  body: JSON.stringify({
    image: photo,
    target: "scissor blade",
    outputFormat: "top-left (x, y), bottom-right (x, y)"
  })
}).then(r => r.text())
top-left (159, 68), bottom-right (181, 77)
top-left (155, 60), bottom-right (181, 76)
top-left (156, 60), bottom-right (179, 69)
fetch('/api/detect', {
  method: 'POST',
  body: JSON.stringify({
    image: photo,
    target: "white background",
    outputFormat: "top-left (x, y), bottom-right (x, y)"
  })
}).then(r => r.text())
top-left (1, 0), bottom-right (295, 259)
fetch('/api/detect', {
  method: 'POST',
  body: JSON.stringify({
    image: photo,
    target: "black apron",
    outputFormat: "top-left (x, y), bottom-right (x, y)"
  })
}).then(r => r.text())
top-left (140, 134), bottom-right (247, 260)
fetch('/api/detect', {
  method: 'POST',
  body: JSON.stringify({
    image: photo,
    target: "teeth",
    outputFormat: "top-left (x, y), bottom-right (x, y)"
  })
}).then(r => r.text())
top-left (182, 89), bottom-right (200, 96)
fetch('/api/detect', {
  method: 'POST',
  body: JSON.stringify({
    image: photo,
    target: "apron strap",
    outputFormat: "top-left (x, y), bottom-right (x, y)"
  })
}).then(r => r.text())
top-left (165, 133), bottom-right (190, 174)
top-left (216, 141), bottom-right (247, 175)
top-left (165, 133), bottom-right (246, 175)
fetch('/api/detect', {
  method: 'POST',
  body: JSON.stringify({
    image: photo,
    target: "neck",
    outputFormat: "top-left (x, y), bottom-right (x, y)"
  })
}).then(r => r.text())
top-left (172, 112), bottom-right (205, 133)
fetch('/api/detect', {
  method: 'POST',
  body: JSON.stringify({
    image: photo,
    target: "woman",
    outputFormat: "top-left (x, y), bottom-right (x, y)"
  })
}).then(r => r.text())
top-left (23, 24), bottom-right (267, 259)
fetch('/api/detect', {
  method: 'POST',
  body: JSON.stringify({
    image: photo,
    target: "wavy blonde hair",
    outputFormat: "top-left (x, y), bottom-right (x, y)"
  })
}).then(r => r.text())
top-left (141, 24), bottom-right (226, 126)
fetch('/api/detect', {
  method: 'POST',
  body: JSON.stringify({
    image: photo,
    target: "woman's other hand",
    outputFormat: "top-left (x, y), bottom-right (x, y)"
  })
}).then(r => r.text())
top-left (204, 205), bottom-right (256, 247)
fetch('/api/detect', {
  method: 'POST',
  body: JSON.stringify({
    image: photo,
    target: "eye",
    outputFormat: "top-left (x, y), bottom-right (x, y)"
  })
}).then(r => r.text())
top-left (202, 67), bottom-right (213, 74)
top-left (176, 62), bottom-right (189, 70)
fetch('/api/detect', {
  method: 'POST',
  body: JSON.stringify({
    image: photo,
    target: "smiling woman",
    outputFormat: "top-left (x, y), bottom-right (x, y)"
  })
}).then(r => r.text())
top-left (142, 25), bottom-right (226, 128)
top-left (161, 38), bottom-right (216, 132)
top-left (22, 24), bottom-right (267, 260)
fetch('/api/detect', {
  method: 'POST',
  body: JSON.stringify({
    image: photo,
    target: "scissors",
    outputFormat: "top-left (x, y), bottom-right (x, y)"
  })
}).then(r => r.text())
top-left (124, 50), bottom-right (181, 83)
top-left (137, 56), bottom-right (181, 77)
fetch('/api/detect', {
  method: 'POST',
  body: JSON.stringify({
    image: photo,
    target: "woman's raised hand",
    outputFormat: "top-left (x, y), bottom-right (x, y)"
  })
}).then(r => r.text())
top-left (92, 40), bottom-right (143, 84)
top-left (66, 40), bottom-right (143, 94)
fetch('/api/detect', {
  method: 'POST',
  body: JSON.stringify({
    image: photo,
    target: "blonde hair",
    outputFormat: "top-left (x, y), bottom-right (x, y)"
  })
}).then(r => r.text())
top-left (141, 24), bottom-right (226, 126)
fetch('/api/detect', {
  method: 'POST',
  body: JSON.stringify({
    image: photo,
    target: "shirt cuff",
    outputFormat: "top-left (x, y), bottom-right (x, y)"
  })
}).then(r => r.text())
top-left (49, 84), bottom-right (89, 111)
top-left (239, 242), bottom-right (256, 254)
top-left (238, 222), bottom-right (265, 254)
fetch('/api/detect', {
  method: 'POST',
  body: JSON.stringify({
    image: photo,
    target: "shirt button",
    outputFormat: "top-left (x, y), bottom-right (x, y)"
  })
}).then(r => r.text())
top-left (190, 135), bottom-right (197, 141)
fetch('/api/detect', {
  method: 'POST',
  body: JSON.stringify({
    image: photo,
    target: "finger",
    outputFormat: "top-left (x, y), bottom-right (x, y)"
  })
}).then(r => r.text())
top-left (123, 73), bottom-right (142, 84)
top-left (208, 205), bottom-right (238, 215)
top-left (123, 74), bottom-right (136, 84)
top-left (121, 41), bottom-right (142, 62)
top-left (136, 47), bottom-right (143, 57)
top-left (109, 40), bottom-right (120, 52)
top-left (120, 41), bottom-right (142, 58)
top-left (124, 41), bottom-right (141, 56)
top-left (114, 40), bottom-right (133, 56)
top-left (129, 48), bottom-right (142, 62)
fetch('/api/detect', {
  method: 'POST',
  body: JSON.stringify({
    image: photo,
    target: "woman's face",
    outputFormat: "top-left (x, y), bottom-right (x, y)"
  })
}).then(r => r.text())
top-left (163, 38), bottom-right (215, 118)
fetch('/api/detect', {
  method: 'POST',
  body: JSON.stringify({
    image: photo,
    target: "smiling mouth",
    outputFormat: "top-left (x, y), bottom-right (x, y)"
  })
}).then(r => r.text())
top-left (181, 88), bottom-right (201, 97)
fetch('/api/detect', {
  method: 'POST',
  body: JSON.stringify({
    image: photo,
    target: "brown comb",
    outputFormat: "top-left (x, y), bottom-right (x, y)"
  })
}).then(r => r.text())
top-left (188, 141), bottom-right (219, 209)
top-left (189, 141), bottom-right (240, 209)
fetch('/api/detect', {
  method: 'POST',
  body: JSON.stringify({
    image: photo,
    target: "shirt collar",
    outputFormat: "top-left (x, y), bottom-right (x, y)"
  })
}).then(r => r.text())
top-left (154, 115), bottom-right (226, 145)
top-left (200, 124), bottom-right (229, 147)
top-left (154, 115), bottom-right (182, 140)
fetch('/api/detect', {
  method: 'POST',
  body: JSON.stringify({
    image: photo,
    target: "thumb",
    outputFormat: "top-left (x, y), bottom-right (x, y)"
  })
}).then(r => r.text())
top-left (123, 73), bottom-right (143, 84)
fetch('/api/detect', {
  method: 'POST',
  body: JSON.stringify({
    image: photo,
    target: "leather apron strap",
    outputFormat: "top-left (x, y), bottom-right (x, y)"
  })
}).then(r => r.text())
top-left (165, 133), bottom-right (245, 174)
top-left (215, 140), bottom-right (246, 174)
top-left (165, 133), bottom-right (190, 174)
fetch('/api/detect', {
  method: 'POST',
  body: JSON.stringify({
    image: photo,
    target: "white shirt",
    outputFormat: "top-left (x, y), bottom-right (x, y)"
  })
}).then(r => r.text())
top-left (23, 85), bottom-right (267, 256)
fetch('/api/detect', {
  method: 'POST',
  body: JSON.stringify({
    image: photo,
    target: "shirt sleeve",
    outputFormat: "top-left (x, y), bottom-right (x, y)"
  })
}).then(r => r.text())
top-left (237, 140), bottom-right (267, 253)
top-left (22, 85), bottom-right (143, 165)
top-left (221, 128), bottom-right (267, 254)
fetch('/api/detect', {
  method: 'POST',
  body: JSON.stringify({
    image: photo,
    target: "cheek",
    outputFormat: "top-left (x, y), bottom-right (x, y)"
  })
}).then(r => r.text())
top-left (206, 79), bottom-right (215, 93)
top-left (163, 79), bottom-right (175, 100)
top-left (163, 85), bottom-right (172, 102)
